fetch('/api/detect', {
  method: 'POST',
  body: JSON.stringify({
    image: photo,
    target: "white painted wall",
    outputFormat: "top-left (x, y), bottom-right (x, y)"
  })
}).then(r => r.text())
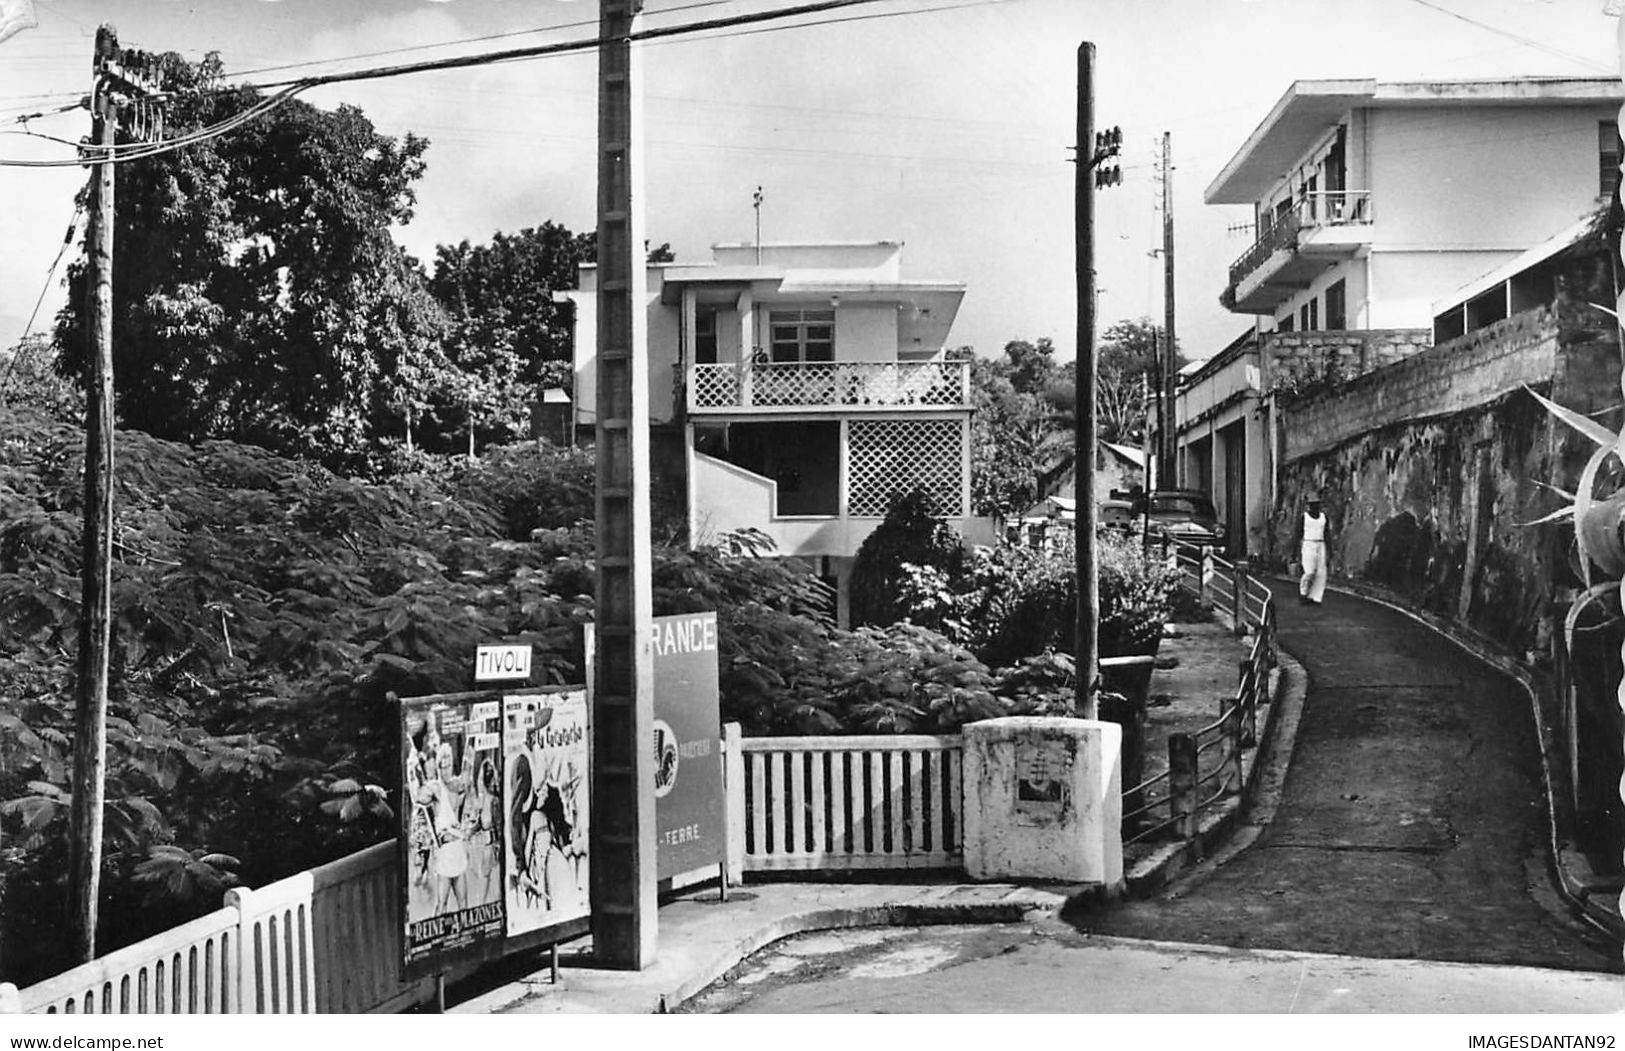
top-left (832, 302), bottom-right (899, 362)
top-left (571, 266), bottom-right (679, 426)
top-left (1365, 250), bottom-right (1516, 329)
top-left (1368, 106), bottom-right (1611, 248)
top-left (1272, 261), bottom-right (1369, 332)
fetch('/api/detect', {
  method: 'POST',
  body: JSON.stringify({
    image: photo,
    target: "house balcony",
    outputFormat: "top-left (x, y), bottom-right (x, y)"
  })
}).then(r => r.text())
top-left (1222, 191), bottom-right (1374, 314)
top-left (686, 359), bottom-right (972, 416)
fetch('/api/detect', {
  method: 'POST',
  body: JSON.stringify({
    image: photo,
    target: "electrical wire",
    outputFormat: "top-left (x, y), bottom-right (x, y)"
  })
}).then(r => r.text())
top-left (0, 0), bottom-right (956, 168)
top-left (10, 185), bottom-right (85, 349)
top-left (218, 0), bottom-right (731, 82)
top-left (1405, 0), bottom-right (1610, 73)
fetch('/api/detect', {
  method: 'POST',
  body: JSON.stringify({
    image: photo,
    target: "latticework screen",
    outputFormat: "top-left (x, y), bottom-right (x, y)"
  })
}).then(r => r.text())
top-left (847, 419), bottom-right (963, 517)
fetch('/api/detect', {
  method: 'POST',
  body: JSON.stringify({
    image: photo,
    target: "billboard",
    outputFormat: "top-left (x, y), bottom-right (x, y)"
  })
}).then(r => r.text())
top-left (649, 612), bottom-right (725, 879)
top-left (502, 689), bottom-right (591, 937)
top-left (400, 695), bottom-right (506, 979)
top-left (586, 612), bottom-right (726, 881)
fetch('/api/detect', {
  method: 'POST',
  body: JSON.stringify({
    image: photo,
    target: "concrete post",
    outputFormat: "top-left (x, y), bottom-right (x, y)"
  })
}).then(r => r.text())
top-left (1219, 696), bottom-right (1243, 793)
top-left (1233, 560), bottom-right (1250, 635)
top-left (962, 717), bottom-right (1123, 888)
top-left (1238, 660), bottom-right (1258, 746)
top-left (1197, 546), bottom-right (1212, 608)
top-left (1168, 731), bottom-right (1198, 840)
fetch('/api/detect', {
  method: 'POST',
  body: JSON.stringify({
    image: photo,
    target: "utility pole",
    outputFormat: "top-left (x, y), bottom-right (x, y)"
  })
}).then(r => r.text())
top-left (1160, 131), bottom-right (1178, 488)
top-left (68, 25), bottom-right (165, 965)
top-left (590, 0), bottom-right (658, 969)
top-left (1074, 43), bottom-right (1121, 720)
top-left (753, 186), bottom-right (763, 264)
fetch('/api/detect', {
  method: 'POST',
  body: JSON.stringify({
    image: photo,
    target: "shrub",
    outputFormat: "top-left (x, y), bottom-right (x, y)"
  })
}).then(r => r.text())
top-left (849, 488), bottom-right (963, 627)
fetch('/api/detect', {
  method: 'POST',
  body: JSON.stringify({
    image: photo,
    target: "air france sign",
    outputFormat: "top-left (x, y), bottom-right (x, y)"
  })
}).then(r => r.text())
top-left (648, 613), bottom-right (724, 879)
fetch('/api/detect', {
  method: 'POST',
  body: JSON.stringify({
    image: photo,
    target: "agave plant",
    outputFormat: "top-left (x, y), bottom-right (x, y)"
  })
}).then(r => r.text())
top-left (1525, 383), bottom-right (1625, 647)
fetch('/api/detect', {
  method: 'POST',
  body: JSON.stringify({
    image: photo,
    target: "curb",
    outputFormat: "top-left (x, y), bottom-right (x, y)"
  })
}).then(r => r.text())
top-left (472, 891), bottom-right (1066, 1015)
top-left (1114, 625), bottom-right (1309, 899)
top-left (654, 899), bottom-right (1052, 1013)
top-left (1323, 577), bottom-right (1624, 941)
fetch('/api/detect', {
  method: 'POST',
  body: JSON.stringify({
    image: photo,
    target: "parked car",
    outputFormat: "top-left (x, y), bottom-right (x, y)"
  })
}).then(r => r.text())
top-left (1138, 489), bottom-right (1225, 548)
top-left (1099, 497), bottom-right (1136, 534)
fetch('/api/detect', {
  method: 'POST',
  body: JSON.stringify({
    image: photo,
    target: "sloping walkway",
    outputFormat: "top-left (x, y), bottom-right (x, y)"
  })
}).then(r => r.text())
top-left (1081, 585), bottom-right (1620, 973)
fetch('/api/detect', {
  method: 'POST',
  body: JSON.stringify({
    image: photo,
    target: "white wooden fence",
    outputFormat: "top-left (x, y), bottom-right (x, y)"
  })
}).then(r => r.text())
top-left (730, 733), bottom-right (963, 871)
top-left (2, 727), bottom-right (962, 1014)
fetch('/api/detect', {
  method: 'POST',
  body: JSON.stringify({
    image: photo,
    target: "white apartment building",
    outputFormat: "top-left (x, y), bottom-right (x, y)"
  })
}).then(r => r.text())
top-left (568, 240), bottom-right (992, 621)
top-left (1165, 76), bottom-right (1623, 558)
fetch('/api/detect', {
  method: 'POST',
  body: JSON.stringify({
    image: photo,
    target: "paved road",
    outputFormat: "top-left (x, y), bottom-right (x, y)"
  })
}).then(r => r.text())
top-left (1083, 586), bottom-right (1618, 971)
top-left (678, 922), bottom-right (1621, 1013)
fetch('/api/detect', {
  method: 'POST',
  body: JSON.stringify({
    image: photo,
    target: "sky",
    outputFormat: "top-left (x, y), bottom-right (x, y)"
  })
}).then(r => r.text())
top-left (0, 0), bottom-right (1619, 366)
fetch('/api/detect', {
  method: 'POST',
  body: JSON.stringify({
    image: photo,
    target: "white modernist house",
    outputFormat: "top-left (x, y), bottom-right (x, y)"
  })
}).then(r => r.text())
top-left (568, 240), bottom-right (990, 622)
top-left (1165, 76), bottom-right (1623, 558)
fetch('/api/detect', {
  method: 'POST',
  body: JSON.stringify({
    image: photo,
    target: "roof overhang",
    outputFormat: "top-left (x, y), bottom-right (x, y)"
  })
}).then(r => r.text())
top-left (1206, 77), bottom-right (1623, 205)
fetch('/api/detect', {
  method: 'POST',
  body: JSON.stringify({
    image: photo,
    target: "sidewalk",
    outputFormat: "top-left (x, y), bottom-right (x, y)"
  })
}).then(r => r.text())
top-left (457, 882), bottom-right (1069, 1014)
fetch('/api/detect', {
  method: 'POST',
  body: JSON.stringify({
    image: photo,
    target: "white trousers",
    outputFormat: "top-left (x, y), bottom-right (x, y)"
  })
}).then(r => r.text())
top-left (1299, 540), bottom-right (1327, 603)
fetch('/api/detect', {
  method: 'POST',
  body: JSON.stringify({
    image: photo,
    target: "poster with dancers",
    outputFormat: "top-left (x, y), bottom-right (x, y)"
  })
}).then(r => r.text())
top-left (400, 695), bottom-right (506, 979)
top-left (502, 689), bottom-right (590, 938)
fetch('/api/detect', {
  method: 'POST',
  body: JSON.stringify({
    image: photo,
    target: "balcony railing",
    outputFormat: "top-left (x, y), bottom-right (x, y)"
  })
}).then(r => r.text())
top-left (1227, 191), bottom-right (1373, 290)
top-left (688, 360), bottom-right (972, 412)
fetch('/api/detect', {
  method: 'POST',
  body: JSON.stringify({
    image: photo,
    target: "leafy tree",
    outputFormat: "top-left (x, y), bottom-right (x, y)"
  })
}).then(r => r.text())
top-left (426, 223), bottom-right (594, 451)
top-left (53, 53), bottom-right (451, 472)
top-left (0, 335), bottom-right (83, 422)
top-left (1095, 317), bottom-right (1180, 447)
top-left (1002, 336), bottom-right (1058, 396)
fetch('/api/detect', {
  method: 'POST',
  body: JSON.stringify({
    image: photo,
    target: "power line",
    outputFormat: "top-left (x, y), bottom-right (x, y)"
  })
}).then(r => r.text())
top-left (0, 0), bottom-right (991, 168)
top-left (1404, 0), bottom-right (1610, 72)
top-left (218, 0), bottom-right (730, 81)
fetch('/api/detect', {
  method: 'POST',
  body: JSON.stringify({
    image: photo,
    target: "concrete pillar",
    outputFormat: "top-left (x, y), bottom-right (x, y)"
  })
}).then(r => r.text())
top-left (962, 717), bottom-right (1123, 887)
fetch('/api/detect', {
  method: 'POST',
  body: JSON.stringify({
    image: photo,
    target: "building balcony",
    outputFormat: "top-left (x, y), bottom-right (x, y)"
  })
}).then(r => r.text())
top-left (1223, 191), bottom-right (1374, 314)
top-left (686, 359), bottom-right (972, 415)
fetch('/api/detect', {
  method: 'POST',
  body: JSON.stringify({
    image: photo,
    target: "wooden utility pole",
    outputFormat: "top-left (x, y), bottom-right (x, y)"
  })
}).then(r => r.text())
top-left (1074, 43), bottom-right (1099, 720)
top-left (66, 24), bottom-right (166, 966)
top-left (590, 0), bottom-right (658, 969)
top-left (1160, 131), bottom-right (1178, 488)
top-left (67, 24), bottom-right (120, 964)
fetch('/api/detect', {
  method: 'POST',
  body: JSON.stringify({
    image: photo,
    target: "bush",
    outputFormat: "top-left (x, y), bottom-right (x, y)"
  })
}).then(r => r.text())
top-left (849, 488), bottom-right (963, 628)
top-left (894, 531), bottom-right (1176, 668)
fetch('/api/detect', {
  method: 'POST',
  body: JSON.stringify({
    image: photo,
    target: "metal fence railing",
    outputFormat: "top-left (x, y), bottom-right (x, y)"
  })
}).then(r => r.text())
top-left (1123, 542), bottom-right (1278, 847)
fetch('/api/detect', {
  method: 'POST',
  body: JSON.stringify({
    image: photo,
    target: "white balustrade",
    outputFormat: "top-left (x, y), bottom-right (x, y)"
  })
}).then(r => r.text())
top-left (690, 360), bottom-right (971, 412)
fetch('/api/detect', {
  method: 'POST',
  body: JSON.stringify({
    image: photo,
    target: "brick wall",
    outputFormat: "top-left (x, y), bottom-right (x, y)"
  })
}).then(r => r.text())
top-left (1280, 310), bottom-right (1558, 463)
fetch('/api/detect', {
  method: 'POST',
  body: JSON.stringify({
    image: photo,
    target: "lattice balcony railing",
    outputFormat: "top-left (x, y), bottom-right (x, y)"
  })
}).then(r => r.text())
top-left (689, 360), bottom-right (971, 411)
top-left (848, 418), bottom-right (964, 517)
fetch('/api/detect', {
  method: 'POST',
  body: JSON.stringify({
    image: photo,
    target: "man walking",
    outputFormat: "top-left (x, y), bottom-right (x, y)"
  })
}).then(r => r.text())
top-left (1298, 492), bottom-right (1329, 605)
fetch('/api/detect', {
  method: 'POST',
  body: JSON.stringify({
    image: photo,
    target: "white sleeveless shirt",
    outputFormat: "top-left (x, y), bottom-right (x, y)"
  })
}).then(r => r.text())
top-left (1302, 511), bottom-right (1326, 543)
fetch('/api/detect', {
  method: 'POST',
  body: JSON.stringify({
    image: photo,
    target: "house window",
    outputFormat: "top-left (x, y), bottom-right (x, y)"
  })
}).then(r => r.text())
top-left (1277, 314), bottom-right (1294, 334)
top-left (769, 309), bottom-right (835, 363)
top-left (1298, 298), bottom-right (1318, 332)
top-left (1325, 280), bottom-right (1347, 330)
top-left (1600, 121), bottom-right (1622, 198)
top-left (695, 306), bottom-right (718, 365)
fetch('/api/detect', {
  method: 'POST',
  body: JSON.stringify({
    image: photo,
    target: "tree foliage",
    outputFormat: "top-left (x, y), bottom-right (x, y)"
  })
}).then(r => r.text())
top-left (426, 223), bottom-right (594, 452)
top-left (0, 406), bottom-right (1026, 983)
top-left (54, 54), bottom-right (450, 474)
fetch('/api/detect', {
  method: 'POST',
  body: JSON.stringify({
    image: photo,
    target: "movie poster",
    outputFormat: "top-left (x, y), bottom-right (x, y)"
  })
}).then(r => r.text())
top-left (502, 690), bottom-right (590, 938)
top-left (400, 696), bottom-right (506, 978)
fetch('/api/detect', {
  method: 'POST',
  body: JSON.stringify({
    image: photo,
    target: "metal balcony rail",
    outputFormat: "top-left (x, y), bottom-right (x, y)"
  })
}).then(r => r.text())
top-left (1226, 191), bottom-right (1373, 289)
top-left (689, 359), bottom-right (972, 411)
top-left (1122, 540), bottom-right (1278, 846)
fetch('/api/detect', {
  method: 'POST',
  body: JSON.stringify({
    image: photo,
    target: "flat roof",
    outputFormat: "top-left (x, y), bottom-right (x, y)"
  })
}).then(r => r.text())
top-left (1206, 77), bottom-right (1623, 204)
top-left (1430, 214), bottom-right (1594, 317)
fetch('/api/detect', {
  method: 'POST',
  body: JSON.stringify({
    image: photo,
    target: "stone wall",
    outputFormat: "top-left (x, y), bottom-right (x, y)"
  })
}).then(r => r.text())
top-left (1281, 309), bottom-right (1559, 463)
top-left (1263, 328), bottom-right (1432, 396)
top-left (1270, 298), bottom-right (1618, 656)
